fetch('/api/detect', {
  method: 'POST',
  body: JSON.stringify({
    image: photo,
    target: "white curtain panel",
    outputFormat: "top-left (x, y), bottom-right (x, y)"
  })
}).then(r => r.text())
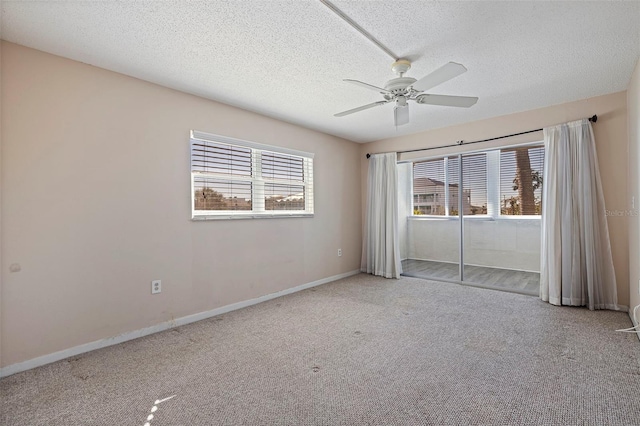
top-left (540, 119), bottom-right (619, 310)
top-left (361, 152), bottom-right (403, 279)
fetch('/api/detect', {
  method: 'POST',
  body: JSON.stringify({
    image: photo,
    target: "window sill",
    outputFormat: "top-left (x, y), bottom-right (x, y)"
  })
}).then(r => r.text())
top-left (192, 212), bottom-right (314, 221)
top-left (495, 215), bottom-right (542, 220)
top-left (408, 215), bottom-right (541, 221)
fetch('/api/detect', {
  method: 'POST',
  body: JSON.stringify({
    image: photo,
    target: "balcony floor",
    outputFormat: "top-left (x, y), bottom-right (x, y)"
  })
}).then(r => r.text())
top-left (401, 259), bottom-right (540, 296)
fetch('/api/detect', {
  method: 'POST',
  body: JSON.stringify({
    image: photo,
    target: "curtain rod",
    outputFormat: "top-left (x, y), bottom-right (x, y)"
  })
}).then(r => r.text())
top-left (365, 114), bottom-right (598, 158)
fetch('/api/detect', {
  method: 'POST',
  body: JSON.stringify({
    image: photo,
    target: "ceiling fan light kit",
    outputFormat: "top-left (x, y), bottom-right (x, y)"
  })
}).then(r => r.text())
top-left (394, 101), bottom-right (410, 126)
top-left (335, 59), bottom-right (479, 127)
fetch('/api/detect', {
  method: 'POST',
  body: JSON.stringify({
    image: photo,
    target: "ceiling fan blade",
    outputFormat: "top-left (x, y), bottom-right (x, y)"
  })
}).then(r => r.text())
top-left (344, 79), bottom-right (391, 95)
top-left (412, 62), bottom-right (468, 92)
top-left (415, 94), bottom-right (478, 108)
top-left (394, 105), bottom-right (409, 126)
top-left (334, 100), bottom-right (389, 117)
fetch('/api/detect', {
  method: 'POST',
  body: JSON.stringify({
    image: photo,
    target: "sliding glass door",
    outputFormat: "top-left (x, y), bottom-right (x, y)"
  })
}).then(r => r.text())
top-left (471, 145), bottom-right (543, 294)
top-left (402, 144), bottom-right (544, 295)
top-left (461, 152), bottom-right (488, 283)
top-left (405, 156), bottom-right (460, 282)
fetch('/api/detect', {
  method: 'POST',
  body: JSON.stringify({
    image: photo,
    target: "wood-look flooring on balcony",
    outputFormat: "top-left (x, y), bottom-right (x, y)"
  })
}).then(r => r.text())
top-left (401, 259), bottom-right (540, 296)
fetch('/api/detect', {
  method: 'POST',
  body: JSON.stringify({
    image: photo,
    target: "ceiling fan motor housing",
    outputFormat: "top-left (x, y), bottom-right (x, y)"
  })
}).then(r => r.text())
top-left (335, 60), bottom-right (476, 126)
top-left (384, 77), bottom-right (417, 95)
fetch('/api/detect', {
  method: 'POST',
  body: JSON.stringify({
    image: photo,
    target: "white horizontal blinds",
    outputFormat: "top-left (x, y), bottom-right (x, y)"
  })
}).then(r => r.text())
top-left (191, 141), bottom-right (252, 176)
top-left (191, 140), bottom-right (253, 211)
top-left (190, 131), bottom-right (314, 218)
top-left (462, 153), bottom-right (487, 215)
top-left (413, 158), bottom-right (446, 215)
top-left (260, 151), bottom-right (310, 211)
top-left (446, 156), bottom-right (460, 216)
top-left (499, 145), bottom-right (544, 215)
top-left (261, 151), bottom-right (304, 181)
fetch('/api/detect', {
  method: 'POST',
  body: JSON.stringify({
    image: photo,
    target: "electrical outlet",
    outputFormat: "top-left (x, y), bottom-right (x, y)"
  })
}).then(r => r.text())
top-left (338, 249), bottom-right (342, 257)
top-left (151, 280), bottom-right (162, 294)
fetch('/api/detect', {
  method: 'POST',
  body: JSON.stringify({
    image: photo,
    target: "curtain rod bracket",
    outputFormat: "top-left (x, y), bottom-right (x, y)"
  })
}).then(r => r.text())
top-left (589, 114), bottom-right (598, 123)
top-left (456, 140), bottom-right (464, 146)
top-left (366, 153), bottom-right (371, 159)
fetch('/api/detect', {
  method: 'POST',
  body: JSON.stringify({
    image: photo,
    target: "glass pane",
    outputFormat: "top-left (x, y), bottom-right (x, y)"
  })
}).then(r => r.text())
top-left (404, 156), bottom-right (460, 281)
top-left (462, 154), bottom-right (487, 215)
top-left (264, 183), bottom-right (305, 211)
top-left (193, 177), bottom-right (252, 211)
top-left (412, 158), bottom-right (446, 215)
top-left (447, 156), bottom-right (460, 216)
top-left (462, 151), bottom-right (540, 295)
top-left (404, 215), bottom-right (460, 282)
top-left (403, 148), bottom-right (542, 295)
top-left (500, 146), bottom-right (544, 216)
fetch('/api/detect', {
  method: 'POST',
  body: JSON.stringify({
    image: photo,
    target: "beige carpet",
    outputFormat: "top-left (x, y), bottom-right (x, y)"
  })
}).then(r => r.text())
top-left (1, 274), bottom-right (639, 425)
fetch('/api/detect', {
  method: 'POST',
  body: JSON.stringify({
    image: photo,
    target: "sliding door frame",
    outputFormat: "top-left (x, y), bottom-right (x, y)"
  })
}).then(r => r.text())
top-left (402, 141), bottom-right (544, 293)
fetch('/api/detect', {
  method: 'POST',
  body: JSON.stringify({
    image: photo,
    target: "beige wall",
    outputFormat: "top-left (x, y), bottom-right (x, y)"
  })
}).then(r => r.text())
top-left (0, 42), bottom-right (362, 367)
top-left (361, 91), bottom-right (630, 308)
top-left (1, 39), bottom-right (635, 370)
top-left (0, 41), bottom-right (4, 370)
top-left (628, 57), bottom-right (640, 323)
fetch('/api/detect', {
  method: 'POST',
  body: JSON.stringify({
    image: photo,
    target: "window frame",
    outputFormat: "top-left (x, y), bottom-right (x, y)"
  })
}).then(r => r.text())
top-left (190, 130), bottom-right (314, 220)
top-left (407, 141), bottom-right (544, 221)
top-left (411, 155), bottom-right (492, 219)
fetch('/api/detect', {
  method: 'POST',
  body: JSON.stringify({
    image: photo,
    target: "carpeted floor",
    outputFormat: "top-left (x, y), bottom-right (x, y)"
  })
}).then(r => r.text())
top-left (1, 274), bottom-right (639, 425)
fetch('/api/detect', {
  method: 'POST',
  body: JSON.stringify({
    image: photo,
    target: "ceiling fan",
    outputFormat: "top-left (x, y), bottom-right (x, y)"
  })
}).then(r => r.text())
top-left (334, 60), bottom-right (478, 126)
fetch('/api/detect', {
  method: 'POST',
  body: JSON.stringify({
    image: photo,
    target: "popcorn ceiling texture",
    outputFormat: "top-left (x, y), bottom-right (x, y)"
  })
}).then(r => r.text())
top-left (1, 274), bottom-right (638, 425)
top-left (1, 1), bottom-right (638, 142)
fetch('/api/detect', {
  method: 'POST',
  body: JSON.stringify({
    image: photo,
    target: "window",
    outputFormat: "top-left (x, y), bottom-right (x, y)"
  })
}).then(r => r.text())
top-left (413, 155), bottom-right (487, 216)
top-left (499, 146), bottom-right (544, 216)
top-left (411, 143), bottom-right (544, 218)
top-left (462, 153), bottom-right (487, 216)
top-left (190, 131), bottom-right (314, 219)
top-left (447, 156), bottom-right (460, 216)
top-left (413, 158), bottom-right (447, 215)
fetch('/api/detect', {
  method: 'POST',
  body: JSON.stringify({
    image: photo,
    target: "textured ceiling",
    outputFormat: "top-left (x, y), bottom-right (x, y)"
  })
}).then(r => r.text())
top-left (1, 1), bottom-right (639, 143)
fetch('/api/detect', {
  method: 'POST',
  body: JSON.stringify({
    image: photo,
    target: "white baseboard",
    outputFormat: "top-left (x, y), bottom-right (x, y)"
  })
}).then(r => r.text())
top-left (0, 269), bottom-right (360, 378)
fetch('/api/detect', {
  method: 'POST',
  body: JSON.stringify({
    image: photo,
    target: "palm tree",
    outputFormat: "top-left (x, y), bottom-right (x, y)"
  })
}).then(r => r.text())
top-left (512, 148), bottom-right (537, 215)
